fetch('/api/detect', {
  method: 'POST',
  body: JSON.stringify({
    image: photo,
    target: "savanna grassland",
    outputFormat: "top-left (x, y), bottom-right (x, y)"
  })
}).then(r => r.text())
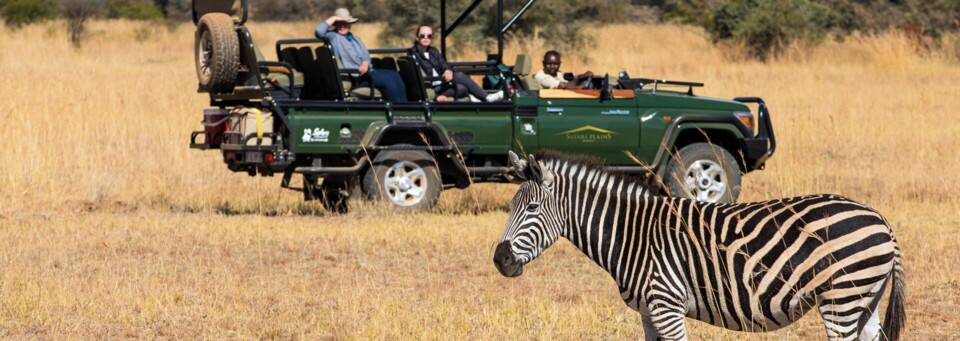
top-left (1, 20), bottom-right (959, 339)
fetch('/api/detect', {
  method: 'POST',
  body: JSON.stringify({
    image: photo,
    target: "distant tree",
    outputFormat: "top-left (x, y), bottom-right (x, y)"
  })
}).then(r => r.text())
top-left (377, 0), bottom-right (631, 58)
top-left (105, 0), bottom-right (162, 20)
top-left (152, 0), bottom-right (167, 17)
top-left (1, 0), bottom-right (54, 29)
top-left (106, 0), bottom-right (164, 20)
top-left (709, 0), bottom-right (836, 60)
top-left (60, 0), bottom-right (105, 48)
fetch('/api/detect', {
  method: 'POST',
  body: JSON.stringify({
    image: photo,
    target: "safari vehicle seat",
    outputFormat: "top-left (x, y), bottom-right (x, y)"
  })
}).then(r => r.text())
top-left (397, 56), bottom-right (430, 102)
top-left (513, 54), bottom-right (538, 91)
top-left (371, 57), bottom-right (398, 71)
top-left (403, 53), bottom-right (475, 102)
top-left (254, 44), bottom-right (304, 93)
top-left (276, 42), bottom-right (380, 101)
top-left (328, 48), bottom-right (380, 100)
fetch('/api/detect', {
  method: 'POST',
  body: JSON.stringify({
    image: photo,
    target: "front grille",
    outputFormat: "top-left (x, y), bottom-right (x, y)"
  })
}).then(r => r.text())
top-left (394, 114), bottom-right (425, 121)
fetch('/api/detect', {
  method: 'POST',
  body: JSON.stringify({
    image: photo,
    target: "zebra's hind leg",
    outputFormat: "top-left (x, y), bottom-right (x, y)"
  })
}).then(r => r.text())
top-left (856, 276), bottom-right (890, 341)
top-left (817, 277), bottom-right (888, 341)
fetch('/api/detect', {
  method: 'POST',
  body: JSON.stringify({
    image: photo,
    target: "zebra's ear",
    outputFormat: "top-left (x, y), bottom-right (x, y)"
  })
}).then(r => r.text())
top-left (527, 154), bottom-right (542, 182)
top-left (527, 155), bottom-right (554, 189)
top-left (541, 164), bottom-right (554, 189)
top-left (509, 150), bottom-right (528, 180)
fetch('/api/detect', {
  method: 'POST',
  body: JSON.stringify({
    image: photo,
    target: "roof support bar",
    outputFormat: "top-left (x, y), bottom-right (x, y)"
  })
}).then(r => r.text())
top-left (502, 0), bottom-right (537, 34)
top-left (496, 0), bottom-right (503, 63)
top-left (441, 0), bottom-right (484, 59)
top-left (440, 0), bottom-right (539, 63)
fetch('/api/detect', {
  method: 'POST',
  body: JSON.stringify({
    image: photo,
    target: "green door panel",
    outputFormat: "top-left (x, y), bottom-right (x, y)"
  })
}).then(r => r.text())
top-left (289, 106), bottom-right (512, 155)
top-left (432, 108), bottom-right (512, 154)
top-left (536, 96), bottom-right (640, 164)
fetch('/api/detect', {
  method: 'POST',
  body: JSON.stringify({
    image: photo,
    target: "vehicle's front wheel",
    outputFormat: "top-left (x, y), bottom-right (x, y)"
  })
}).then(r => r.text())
top-left (362, 149), bottom-right (441, 212)
top-left (664, 143), bottom-right (742, 203)
top-left (195, 13), bottom-right (238, 94)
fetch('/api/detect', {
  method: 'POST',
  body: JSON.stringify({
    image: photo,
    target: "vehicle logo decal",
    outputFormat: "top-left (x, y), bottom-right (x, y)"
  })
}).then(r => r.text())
top-left (601, 109), bottom-right (630, 115)
top-left (302, 128), bottom-right (330, 143)
top-left (557, 125), bottom-right (617, 143)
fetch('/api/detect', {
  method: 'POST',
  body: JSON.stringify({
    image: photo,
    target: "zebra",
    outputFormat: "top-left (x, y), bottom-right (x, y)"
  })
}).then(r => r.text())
top-left (493, 151), bottom-right (905, 341)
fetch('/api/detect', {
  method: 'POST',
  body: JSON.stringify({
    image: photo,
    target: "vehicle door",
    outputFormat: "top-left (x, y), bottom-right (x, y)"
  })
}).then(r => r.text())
top-left (536, 90), bottom-right (639, 164)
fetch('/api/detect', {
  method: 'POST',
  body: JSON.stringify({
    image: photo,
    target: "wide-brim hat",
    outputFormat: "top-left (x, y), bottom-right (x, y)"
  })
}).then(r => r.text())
top-left (334, 8), bottom-right (359, 23)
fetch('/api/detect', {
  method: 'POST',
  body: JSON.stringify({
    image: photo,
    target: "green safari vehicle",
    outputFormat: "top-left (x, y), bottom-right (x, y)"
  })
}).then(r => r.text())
top-left (188, 0), bottom-right (776, 212)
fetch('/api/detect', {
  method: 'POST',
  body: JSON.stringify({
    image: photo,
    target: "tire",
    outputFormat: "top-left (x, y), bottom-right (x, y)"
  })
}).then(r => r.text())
top-left (663, 143), bottom-right (742, 203)
top-left (195, 13), bottom-right (238, 94)
top-left (304, 175), bottom-right (358, 214)
top-left (362, 148), bottom-right (442, 212)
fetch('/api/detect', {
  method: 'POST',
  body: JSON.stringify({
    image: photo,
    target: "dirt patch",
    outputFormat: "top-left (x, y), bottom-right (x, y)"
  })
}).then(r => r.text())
top-left (56, 200), bottom-right (138, 214)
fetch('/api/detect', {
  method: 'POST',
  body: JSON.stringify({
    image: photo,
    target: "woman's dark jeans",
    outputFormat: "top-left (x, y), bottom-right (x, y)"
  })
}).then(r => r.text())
top-left (355, 68), bottom-right (408, 102)
top-left (435, 72), bottom-right (488, 101)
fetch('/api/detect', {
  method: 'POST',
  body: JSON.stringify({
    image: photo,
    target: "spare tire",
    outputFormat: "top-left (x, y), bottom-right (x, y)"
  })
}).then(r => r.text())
top-left (195, 13), bottom-right (238, 93)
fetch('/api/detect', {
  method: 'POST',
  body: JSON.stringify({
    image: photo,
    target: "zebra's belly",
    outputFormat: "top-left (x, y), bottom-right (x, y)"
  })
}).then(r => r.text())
top-left (684, 293), bottom-right (816, 332)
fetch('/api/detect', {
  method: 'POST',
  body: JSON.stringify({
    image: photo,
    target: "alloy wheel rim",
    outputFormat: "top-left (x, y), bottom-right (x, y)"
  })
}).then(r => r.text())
top-left (198, 31), bottom-right (212, 79)
top-left (682, 159), bottom-right (727, 202)
top-left (382, 161), bottom-right (428, 206)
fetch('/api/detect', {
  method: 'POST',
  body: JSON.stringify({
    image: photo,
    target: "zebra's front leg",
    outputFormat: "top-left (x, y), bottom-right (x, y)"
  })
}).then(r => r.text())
top-left (645, 305), bottom-right (689, 341)
top-left (641, 314), bottom-right (659, 341)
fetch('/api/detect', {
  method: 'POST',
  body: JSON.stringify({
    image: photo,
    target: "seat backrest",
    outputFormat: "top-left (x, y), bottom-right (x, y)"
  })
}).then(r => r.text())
top-left (397, 56), bottom-right (427, 101)
top-left (513, 53), bottom-right (538, 90)
top-left (514, 54), bottom-right (532, 76)
top-left (376, 57), bottom-right (398, 71)
top-left (313, 45), bottom-right (347, 100)
top-left (279, 47), bottom-right (300, 70)
top-left (296, 47), bottom-right (329, 100)
top-left (523, 77), bottom-right (541, 91)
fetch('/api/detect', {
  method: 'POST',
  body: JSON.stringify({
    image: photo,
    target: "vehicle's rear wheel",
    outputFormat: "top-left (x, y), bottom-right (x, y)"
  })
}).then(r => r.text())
top-left (195, 13), bottom-right (238, 94)
top-left (664, 142), bottom-right (742, 203)
top-left (362, 149), bottom-right (441, 212)
top-left (303, 175), bottom-right (358, 213)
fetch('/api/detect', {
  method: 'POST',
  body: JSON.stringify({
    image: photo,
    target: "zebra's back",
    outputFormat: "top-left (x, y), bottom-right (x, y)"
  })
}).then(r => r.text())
top-left (653, 194), bottom-right (899, 332)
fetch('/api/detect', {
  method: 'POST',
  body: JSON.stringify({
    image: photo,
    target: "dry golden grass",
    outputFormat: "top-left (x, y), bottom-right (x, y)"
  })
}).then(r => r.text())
top-left (0, 20), bottom-right (958, 339)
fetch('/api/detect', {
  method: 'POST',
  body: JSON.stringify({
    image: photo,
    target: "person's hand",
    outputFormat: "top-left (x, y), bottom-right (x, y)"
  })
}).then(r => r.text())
top-left (443, 70), bottom-right (453, 82)
top-left (580, 71), bottom-right (594, 80)
top-left (358, 61), bottom-right (370, 75)
top-left (436, 95), bottom-right (448, 102)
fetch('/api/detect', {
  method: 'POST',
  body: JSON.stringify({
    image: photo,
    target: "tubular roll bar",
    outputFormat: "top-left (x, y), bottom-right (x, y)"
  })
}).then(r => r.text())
top-left (440, 0), bottom-right (538, 63)
top-left (733, 97), bottom-right (776, 155)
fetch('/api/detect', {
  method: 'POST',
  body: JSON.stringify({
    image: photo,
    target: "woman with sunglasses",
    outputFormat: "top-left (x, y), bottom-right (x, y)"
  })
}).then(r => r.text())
top-left (411, 24), bottom-right (504, 102)
top-left (315, 8), bottom-right (407, 102)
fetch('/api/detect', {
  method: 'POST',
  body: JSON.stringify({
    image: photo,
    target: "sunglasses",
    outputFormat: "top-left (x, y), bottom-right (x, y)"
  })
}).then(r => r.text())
top-left (418, 33), bottom-right (434, 39)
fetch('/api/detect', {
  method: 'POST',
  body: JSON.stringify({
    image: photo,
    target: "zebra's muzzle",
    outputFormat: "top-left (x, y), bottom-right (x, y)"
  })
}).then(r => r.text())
top-left (494, 241), bottom-right (524, 277)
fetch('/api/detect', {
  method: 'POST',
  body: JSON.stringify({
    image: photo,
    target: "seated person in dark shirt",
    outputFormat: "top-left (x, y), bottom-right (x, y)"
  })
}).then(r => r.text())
top-left (411, 24), bottom-right (504, 102)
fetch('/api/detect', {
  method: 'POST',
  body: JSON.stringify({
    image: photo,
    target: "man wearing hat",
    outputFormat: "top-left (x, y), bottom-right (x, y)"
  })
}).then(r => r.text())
top-left (315, 8), bottom-right (408, 102)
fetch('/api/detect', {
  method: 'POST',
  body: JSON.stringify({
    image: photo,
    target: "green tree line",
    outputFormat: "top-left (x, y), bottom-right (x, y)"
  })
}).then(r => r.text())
top-left (3, 0), bottom-right (958, 58)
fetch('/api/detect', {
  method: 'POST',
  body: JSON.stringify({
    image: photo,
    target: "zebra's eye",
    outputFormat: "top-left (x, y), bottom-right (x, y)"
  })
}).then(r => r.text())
top-left (526, 203), bottom-right (540, 212)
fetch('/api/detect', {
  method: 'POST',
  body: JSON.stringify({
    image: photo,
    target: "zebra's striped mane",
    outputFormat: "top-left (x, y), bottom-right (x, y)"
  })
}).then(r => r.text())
top-left (533, 149), bottom-right (608, 172)
top-left (533, 150), bottom-right (650, 192)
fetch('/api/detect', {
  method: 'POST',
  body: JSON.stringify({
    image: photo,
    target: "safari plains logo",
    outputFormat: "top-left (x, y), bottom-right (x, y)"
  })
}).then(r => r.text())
top-left (557, 125), bottom-right (617, 143)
